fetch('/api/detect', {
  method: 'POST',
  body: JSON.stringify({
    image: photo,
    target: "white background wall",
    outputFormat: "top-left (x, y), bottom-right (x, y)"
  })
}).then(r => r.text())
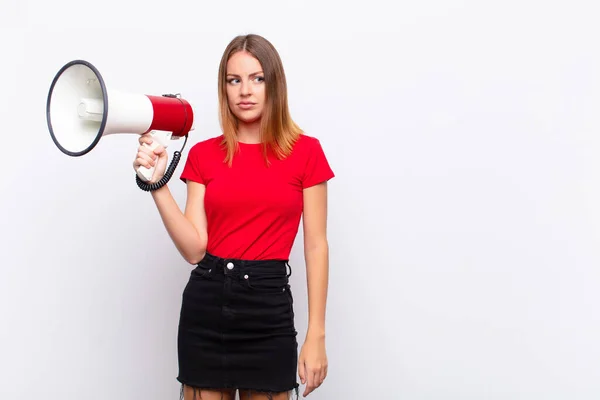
top-left (2, 0), bottom-right (600, 399)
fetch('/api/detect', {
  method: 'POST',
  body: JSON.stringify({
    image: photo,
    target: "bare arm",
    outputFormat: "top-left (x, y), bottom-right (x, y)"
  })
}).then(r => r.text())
top-left (302, 181), bottom-right (330, 339)
top-left (298, 181), bottom-right (330, 397)
top-left (135, 134), bottom-right (207, 265)
top-left (151, 181), bottom-right (208, 264)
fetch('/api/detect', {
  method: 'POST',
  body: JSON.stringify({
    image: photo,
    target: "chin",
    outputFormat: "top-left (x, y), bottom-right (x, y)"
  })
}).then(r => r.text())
top-left (235, 112), bottom-right (262, 124)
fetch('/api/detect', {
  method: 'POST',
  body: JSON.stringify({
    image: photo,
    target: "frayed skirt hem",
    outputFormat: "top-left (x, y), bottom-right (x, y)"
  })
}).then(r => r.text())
top-left (177, 379), bottom-right (300, 399)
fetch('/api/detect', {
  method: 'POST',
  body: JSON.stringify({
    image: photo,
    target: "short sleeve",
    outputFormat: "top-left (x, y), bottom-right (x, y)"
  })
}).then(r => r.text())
top-left (302, 138), bottom-right (335, 188)
top-left (180, 143), bottom-right (205, 184)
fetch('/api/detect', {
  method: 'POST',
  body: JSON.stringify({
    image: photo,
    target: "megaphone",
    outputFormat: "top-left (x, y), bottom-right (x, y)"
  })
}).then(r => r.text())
top-left (46, 59), bottom-right (195, 189)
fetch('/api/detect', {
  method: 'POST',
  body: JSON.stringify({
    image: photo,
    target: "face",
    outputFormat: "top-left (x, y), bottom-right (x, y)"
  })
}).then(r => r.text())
top-left (226, 51), bottom-right (266, 124)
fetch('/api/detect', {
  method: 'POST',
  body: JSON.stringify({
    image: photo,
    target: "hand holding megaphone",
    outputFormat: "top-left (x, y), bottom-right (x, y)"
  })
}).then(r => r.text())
top-left (134, 133), bottom-right (169, 183)
top-left (46, 59), bottom-right (195, 191)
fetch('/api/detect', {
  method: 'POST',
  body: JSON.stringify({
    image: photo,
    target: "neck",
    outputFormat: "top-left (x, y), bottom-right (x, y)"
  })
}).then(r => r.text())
top-left (236, 119), bottom-right (262, 144)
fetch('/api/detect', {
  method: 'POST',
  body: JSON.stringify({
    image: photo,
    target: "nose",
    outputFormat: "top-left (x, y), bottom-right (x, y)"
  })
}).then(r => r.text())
top-left (240, 79), bottom-right (252, 96)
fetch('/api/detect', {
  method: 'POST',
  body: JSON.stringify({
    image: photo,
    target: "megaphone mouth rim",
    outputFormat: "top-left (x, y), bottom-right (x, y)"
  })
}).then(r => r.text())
top-left (46, 59), bottom-right (108, 157)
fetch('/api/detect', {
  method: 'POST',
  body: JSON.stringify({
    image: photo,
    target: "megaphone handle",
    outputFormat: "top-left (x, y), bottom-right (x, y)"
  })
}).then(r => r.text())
top-left (136, 130), bottom-right (172, 182)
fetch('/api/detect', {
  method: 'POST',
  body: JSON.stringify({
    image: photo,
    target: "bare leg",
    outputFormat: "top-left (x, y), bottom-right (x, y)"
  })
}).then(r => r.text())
top-left (181, 384), bottom-right (236, 400)
top-left (239, 389), bottom-right (298, 400)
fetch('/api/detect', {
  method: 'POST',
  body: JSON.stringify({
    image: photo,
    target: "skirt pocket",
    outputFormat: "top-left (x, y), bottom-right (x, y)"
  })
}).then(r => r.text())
top-left (243, 272), bottom-right (288, 294)
top-left (190, 263), bottom-right (213, 280)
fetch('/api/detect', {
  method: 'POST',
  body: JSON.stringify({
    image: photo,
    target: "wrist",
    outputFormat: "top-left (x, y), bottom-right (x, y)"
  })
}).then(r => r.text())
top-left (150, 184), bottom-right (170, 197)
top-left (306, 326), bottom-right (325, 340)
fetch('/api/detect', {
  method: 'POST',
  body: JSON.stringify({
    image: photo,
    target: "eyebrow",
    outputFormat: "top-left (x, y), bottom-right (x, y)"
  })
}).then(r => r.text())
top-left (226, 71), bottom-right (264, 77)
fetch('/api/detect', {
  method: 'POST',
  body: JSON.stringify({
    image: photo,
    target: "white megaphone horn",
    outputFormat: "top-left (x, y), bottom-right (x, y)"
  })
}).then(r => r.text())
top-left (46, 59), bottom-right (195, 188)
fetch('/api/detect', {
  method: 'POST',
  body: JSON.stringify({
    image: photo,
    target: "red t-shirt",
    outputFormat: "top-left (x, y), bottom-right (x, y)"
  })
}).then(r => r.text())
top-left (179, 133), bottom-right (335, 260)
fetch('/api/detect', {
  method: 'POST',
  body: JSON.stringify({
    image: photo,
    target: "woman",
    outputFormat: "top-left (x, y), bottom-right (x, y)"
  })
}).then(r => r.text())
top-left (133, 34), bottom-right (334, 400)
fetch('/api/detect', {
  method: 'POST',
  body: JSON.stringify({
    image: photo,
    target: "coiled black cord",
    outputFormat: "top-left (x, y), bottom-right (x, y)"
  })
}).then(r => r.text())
top-left (135, 134), bottom-right (189, 192)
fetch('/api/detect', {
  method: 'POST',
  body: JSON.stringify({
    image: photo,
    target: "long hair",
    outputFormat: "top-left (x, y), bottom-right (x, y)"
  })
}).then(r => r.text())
top-left (217, 34), bottom-right (302, 165)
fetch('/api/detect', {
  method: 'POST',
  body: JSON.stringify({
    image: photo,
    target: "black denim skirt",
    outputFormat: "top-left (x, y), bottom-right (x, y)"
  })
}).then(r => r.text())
top-left (176, 252), bottom-right (299, 397)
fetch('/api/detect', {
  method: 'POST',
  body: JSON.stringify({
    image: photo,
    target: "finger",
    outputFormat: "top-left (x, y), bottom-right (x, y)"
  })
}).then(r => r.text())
top-left (136, 151), bottom-right (156, 166)
top-left (138, 147), bottom-right (156, 158)
top-left (303, 380), bottom-right (311, 397)
top-left (302, 365), bottom-right (309, 396)
top-left (138, 146), bottom-right (157, 159)
top-left (304, 369), bottom-right (316, 397)
top-left (315, 368), bottom-right (324, 387)
top-left (152, 145), bottom-right (166, 156)
top-left (313, 368), bottom-right (321, 388)
top-left (321, 363), bottom-right (328, 382)
top-left (139, 134), bottom-right (153, 145)
top-left (298, 361), bottom-right (306, 385)
top-left (135, 156), bottom-right (154, 169)
top-left (135, 158), bottom-right (152, 170)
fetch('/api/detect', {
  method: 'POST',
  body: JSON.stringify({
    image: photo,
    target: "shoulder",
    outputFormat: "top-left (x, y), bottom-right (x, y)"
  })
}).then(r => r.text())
top-left (188, 135), bottom-right (225, 158)
top-left (190, 134), bottom-right (224, 151)
top-left (291, 133), bottom-right (327, 156)
top-left (290, 133), bottom-right (335, 187)
top-left (179, 135), bottom-right (224, 184)
top-left (294, 133), bottom-right (322, 148)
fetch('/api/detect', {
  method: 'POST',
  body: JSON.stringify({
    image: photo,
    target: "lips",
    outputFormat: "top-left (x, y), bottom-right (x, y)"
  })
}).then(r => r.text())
top-left (238, 102), bottom-right (256, 110)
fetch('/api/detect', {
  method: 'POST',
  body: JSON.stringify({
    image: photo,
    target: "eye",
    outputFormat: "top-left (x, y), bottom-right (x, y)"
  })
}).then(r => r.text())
top-left (254, 76), bottom-right (265, 83)
top-left (227, 78), bottom-right (240, 84)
